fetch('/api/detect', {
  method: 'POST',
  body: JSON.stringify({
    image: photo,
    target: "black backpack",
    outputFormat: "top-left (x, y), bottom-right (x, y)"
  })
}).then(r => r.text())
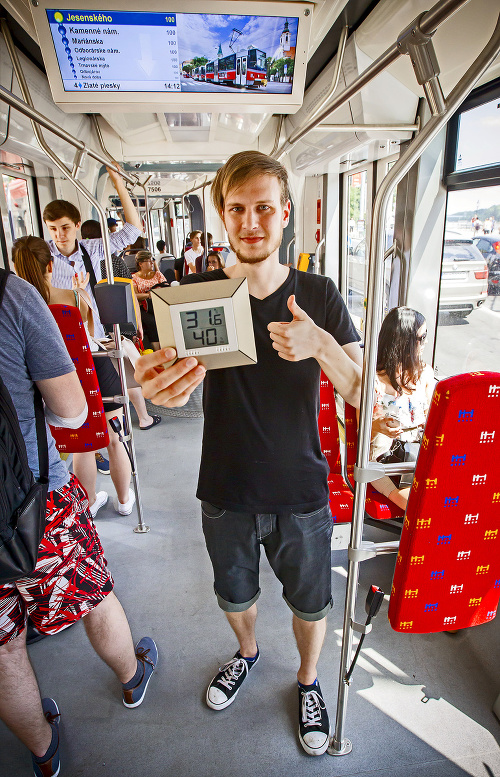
top-left (0, 269), bottom-right (48, 583)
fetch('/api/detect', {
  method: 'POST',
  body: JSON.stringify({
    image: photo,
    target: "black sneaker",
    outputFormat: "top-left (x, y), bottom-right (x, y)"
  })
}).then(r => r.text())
top-left (298, 680), bottom-right (330, 756)
top-left (206, 650), bottom-right (259, 710)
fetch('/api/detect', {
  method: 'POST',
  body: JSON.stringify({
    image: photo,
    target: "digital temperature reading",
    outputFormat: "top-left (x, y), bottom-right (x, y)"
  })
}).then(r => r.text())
top-left (150, 277), bottom-right (257, 370)
top-left (180, 307), bottom-right (229, 350)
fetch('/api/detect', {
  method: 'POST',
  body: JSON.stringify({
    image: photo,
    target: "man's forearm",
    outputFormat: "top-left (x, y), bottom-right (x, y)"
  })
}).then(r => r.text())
top-left (114, 177), bottom-right (142, 230)
top-left (316, 329), bottom-right (362, 408)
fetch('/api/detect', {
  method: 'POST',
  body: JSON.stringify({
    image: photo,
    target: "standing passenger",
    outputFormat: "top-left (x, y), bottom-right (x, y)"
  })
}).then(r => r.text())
top-left (134, 150), bottom-right (362, 756)
top-left (0, 270), bottom-right (157, 777)
top-left (43, 164), bottom-right (142, 339)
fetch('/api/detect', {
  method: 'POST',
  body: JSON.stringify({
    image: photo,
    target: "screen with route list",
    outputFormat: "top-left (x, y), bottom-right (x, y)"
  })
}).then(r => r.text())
top-left (46, 9), bottom-right (299, 95)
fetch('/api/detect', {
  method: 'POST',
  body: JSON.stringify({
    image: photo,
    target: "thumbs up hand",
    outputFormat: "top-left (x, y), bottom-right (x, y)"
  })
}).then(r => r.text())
top-left (267, 295), bottom-right (322, 362)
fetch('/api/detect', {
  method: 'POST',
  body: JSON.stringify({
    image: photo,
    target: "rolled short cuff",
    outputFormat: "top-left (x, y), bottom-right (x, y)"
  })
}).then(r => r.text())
top-left (215, 585), bottom-right (261, 613)
top-left (283, 593), bottom-right (333, 622)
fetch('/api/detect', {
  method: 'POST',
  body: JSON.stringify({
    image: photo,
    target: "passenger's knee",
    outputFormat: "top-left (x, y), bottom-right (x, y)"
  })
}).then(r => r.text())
top-left (0, 630), bottom-right (28, 662)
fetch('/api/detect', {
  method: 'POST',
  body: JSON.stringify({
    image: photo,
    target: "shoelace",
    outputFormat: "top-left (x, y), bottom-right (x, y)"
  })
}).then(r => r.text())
top-left (301, 689), bottom-right (326, 727)
top-left (136, 646), bottom-right (155, 669)
top-left (216, 658), bottom-right (246, 691)
top-left (44, 709), bottom-right (60, 727)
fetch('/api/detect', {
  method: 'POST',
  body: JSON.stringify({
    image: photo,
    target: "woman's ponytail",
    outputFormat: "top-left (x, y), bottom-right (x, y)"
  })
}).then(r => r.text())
top-left (12, 236), bottom-right (52, 304)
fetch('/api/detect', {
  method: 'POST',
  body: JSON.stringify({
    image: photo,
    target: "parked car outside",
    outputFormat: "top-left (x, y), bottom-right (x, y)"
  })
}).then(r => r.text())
top-left (472, 233), bottom-right (500, 294)
top-left (440, 236), bottom-right (488, 316)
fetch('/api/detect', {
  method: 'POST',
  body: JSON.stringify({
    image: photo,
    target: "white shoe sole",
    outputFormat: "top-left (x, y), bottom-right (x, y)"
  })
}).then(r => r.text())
top-left (298, 727), bottom-right (330, 756)
top-left (206, 685), bottom-right (240, 711)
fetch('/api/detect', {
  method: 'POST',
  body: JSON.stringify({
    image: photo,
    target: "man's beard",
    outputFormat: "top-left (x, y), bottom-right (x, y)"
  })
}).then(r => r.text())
top-left (229, 228), bottom-right (283, 265)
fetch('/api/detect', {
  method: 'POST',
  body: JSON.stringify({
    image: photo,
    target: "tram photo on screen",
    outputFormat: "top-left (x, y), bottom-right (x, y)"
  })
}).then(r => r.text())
top-left (45, 9), bottom-right (299, 95)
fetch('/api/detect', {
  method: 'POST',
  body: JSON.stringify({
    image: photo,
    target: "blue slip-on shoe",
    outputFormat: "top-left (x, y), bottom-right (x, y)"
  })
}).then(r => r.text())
top-left (32, 698), bottom-right (60, 777)
top-left (122, 637), bottom-right (158, 708)
top-left (95, 451), bottom-right (110, 475)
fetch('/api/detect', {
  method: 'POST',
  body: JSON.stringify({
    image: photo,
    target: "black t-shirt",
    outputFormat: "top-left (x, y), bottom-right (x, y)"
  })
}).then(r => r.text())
top-left (181, 268), bottom-right (359, 512)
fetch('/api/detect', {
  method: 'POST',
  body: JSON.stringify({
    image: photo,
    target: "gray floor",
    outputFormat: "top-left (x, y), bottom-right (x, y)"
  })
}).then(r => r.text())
top-left (2, 411), bottom-right (499, 777)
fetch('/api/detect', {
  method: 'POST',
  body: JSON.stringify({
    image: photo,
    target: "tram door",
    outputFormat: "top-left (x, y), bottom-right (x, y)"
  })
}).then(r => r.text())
top-left (236, 57), bottom-right (247, 86)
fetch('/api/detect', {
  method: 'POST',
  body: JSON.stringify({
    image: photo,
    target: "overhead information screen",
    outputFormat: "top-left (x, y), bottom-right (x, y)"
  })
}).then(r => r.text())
top-left (32, 2), bottom-right (312, 112)
top-left (46, 9), bottom-right (299, 94)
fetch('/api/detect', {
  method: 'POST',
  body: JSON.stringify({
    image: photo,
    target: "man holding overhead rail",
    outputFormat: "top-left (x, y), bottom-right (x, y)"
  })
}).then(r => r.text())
top-left (44, 164), bottom-right (142, 339)
top-left (134, 150), bottom-right (362, 756)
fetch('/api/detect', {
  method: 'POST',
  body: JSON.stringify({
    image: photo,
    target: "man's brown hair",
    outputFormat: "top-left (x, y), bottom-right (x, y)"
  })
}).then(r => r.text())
top-left (211, 151), bottom-right (290, 214)
top-left (43, 199), bottom-right (81, 225)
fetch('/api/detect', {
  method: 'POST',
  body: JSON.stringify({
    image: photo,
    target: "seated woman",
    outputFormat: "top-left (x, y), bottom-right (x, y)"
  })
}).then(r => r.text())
top-left (131, 250), bottom-right (168, 351)
top-left (206, 250), bottom-right (225, 271)
top-left (13, 235), bottom-right (134, 518)
top-left (370, 306), bottom-right (434, 511)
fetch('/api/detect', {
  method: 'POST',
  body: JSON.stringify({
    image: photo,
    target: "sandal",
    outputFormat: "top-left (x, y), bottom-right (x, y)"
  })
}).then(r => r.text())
top-left (139, 415), bottom-right (162, 430)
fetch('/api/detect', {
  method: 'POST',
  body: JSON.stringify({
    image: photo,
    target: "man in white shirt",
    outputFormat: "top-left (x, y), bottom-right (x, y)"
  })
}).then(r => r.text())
top-left (184, 230), bottom-right (203, 275)
top-left (44, 165), bottom-right (142, 338)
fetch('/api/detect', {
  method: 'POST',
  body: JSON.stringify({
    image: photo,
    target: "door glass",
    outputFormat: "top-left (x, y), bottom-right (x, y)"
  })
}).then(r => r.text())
top-left (2, 175), bottom-right (34, 241)
top-left (242, 58), bottom-right (247, 75)
top-left (237, 60), bottom-right (240, 76)
top-left (346, 170), bottom-right (368, 330)
top-left (434, 186), bottom-right (500, 377)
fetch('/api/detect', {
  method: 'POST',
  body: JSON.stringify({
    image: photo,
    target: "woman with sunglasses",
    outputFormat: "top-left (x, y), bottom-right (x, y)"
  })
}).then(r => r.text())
top-left (370, 306), bottom-right (435, 510)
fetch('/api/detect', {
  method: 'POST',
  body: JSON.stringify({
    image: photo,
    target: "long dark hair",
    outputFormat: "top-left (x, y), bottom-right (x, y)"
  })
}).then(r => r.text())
top-left (377, 307), bottom-right (426, 393)
top-left (12, 235), bottom-right (52, 304)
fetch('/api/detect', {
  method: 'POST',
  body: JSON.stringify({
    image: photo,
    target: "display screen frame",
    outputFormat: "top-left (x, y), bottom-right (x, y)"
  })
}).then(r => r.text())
top-left (170, 297), bottom-right (239, 358)
top-left (30, 0), bottom-right (313, 113)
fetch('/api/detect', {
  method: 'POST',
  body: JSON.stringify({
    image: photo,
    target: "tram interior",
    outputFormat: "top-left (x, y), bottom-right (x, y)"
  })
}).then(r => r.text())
top-left (0, 0), bottom-right (499, 775)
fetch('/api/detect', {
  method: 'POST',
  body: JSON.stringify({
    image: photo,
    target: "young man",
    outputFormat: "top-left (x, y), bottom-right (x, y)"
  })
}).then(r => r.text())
top-left (0, 270), bottom-right (157, 777)
top-left (44, 164), bottom-right (142, 338)
top-left (183, 230), bottom-right (203, 275)
top-left (134, 150), bottom-right (362, 756)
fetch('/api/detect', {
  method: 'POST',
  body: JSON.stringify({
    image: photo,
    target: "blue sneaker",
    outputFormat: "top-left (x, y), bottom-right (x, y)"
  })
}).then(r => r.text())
top-left (32, 698), bottom-right (60, 777)
top-left (122, 637), bottom-right (158, 708)
top-left (95, 451), bottom-right (110, 475)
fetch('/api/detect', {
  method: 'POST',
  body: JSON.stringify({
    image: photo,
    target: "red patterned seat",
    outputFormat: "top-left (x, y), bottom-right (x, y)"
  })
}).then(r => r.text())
top-left (319, 374), bottom-right (354, 523)
top-left (388, 372), bottom-right (500, 633)
top-left (319, 374), bottom-right (401, 524)
top-left (48, 304), bottom-right (109, 453)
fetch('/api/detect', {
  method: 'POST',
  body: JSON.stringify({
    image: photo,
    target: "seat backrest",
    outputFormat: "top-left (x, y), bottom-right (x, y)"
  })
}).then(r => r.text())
top-left (159, 257), bottom-right (175, 276)
top-left (389, 372), bottom-right (500, 633)
top-left (319, 373), bottom-right (342, 475)
top-left (48, 304), bottom-right (109, 453)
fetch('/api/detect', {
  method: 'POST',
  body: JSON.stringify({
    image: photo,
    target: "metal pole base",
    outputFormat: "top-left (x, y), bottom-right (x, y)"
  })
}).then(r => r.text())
top-left (133, 524), bottom-right (150, 534)
top-left (327, 737), bottom-right (352, 756)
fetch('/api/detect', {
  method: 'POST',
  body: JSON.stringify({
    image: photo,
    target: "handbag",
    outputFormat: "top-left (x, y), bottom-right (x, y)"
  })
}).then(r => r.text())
top-left (377, 438), bottom-right (420, 464)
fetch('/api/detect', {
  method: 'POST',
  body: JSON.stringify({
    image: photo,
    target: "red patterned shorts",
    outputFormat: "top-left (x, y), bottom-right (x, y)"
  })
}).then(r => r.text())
top-left (0, 475), bottom-right (113, 645)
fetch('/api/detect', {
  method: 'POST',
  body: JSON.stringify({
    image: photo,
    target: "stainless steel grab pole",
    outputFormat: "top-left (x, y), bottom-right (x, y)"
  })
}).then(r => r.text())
top-left (330, 11), bottom-right (500, 756)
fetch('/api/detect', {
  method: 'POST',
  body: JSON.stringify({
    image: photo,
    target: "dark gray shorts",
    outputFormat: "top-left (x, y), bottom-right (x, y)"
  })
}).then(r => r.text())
top-left (201, 502), bottom-right (333, 621)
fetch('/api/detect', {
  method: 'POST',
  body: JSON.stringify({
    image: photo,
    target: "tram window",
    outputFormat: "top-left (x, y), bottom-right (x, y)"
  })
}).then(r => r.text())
top-left (2, 174), bottom-right (34, 241)
top-left (434, 186), bottom-right (500, 378)
top-left (346, 170), bottom-right (368, 329)
top-left (455, 95), bottom-right (500, 172)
